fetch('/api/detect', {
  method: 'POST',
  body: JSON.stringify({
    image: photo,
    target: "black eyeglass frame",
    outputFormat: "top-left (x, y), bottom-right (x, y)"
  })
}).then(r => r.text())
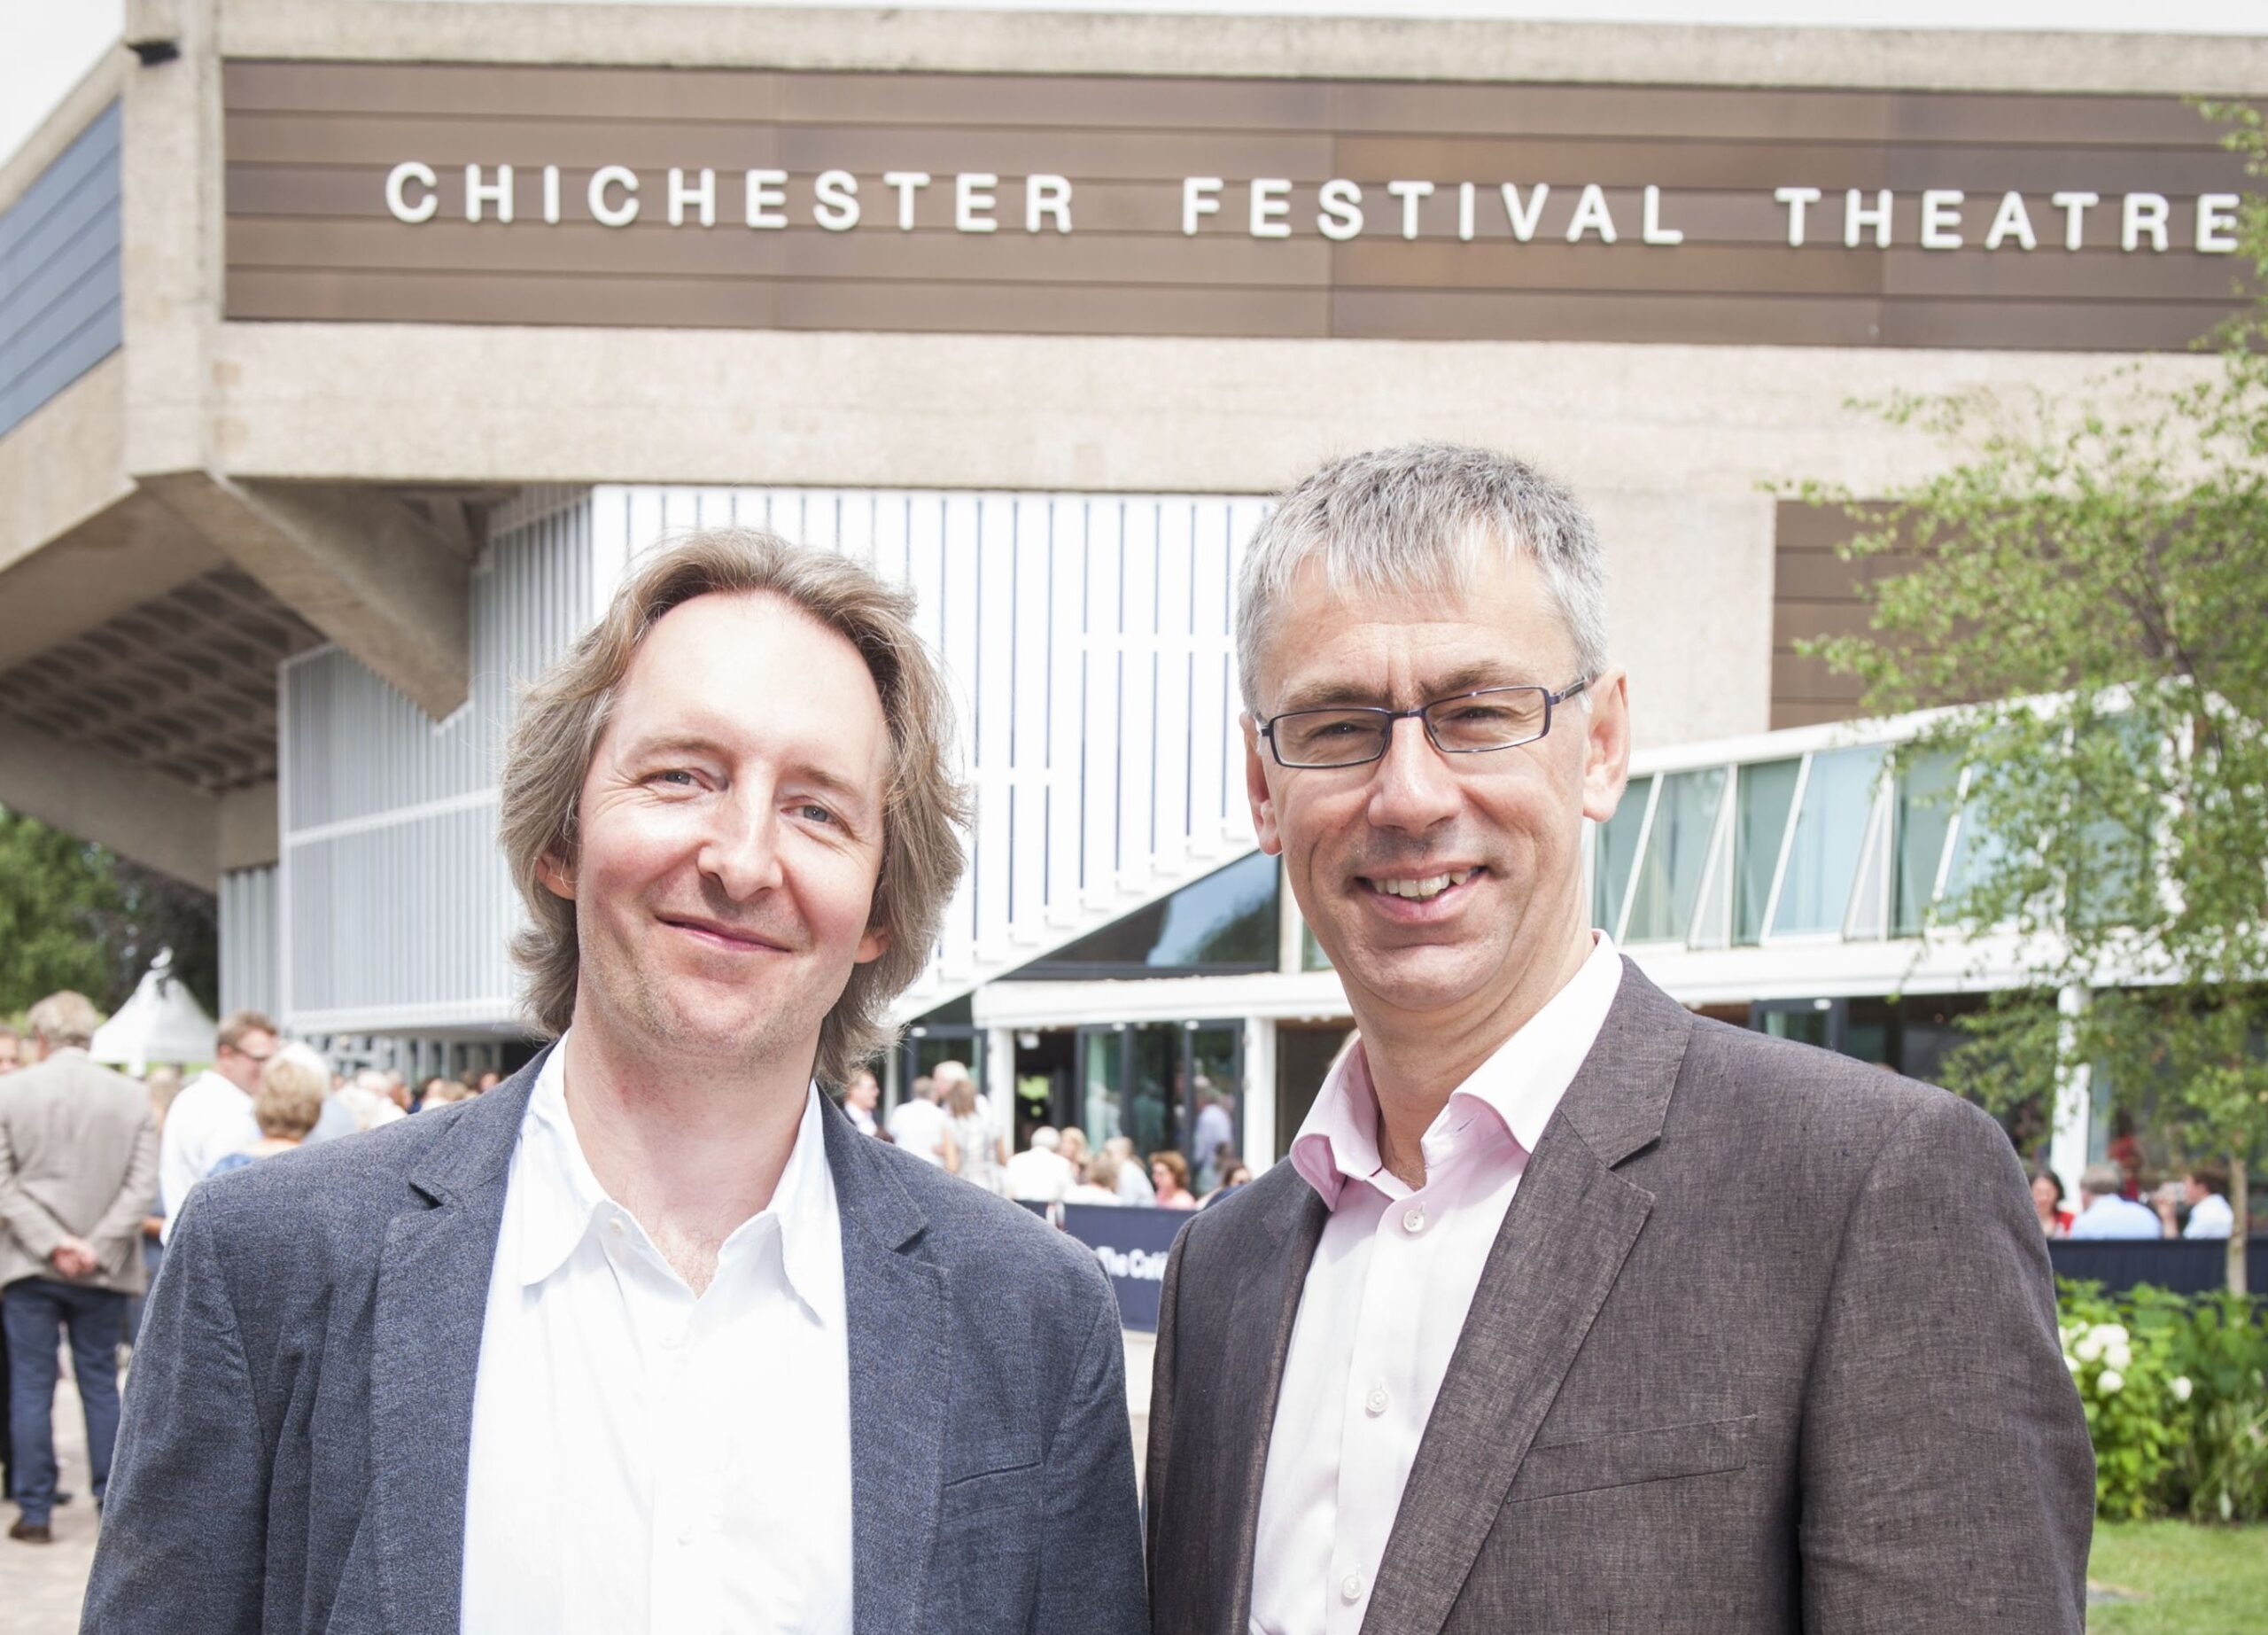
top-left (1258, 677), bottom-right (1592, 769)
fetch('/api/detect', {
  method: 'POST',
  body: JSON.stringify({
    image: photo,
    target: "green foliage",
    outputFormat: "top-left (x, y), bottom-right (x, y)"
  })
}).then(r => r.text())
top-left (0, 806), bottom-right (121, 1015)
top-left (0, 807), bottom-right (221, 1017)
top-left (1789, 109), bottom-right (2268, 1268)
top-left (2060, 1281), bottom-right (2268, 1523)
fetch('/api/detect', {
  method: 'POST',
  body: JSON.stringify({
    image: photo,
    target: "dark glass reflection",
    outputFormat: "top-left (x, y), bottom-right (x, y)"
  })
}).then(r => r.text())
top-left (1014, 850), bottom-right (1278, 978)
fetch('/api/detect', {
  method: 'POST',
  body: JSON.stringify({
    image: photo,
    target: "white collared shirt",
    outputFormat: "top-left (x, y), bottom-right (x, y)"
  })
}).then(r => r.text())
top-left (1248, 935), bottom-right (1624, 1635)
top-left (461, 1037), bottom-right (854, 1635)
top-left (2183, 1192), bottom-right (2234, 1239)
top-left (157, 1070), bottom-right (258, 1240)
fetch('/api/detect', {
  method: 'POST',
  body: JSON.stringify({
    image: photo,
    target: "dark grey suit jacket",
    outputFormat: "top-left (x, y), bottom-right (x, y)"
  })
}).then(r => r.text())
top-left (1146, 962), bottom-right (2093, 1634)
top-left (84, 1052), bottom-right (1147, 1635)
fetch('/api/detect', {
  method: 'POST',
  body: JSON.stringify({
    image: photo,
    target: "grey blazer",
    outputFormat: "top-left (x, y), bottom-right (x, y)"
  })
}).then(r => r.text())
top-left (0, 1047), bottom-right (159, 1296)
top-left (1146, 962), bottom-right (2093, 1635)
top-left (83, 1053), bottom-right (1147, 1635)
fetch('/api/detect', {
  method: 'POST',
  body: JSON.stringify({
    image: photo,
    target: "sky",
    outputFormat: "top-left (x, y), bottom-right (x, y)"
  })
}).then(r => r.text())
top-left (6, 0), bottom-right (2268, 174)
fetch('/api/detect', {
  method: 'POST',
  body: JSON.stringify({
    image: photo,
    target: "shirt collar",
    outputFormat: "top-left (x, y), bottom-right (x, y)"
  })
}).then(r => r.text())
top-left (513, 1032), bottom-right (843, 1324)
top-left (1289, 932), bottom-right (1625, 1210)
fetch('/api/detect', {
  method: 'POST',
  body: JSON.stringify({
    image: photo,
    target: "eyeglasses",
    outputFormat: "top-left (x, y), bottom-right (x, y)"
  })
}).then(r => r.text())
top-left (1258, 679), bottom-right (1590, 769)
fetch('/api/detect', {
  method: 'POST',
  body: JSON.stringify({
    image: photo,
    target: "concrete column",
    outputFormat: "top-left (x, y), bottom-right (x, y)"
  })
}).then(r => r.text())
top-left (2049, 983), bottom-right (2093, 1198)
top-left (1242, 1014), bottom-right (1278, 1167)
top-left (986, 1024), bottom-right (1017, 1148)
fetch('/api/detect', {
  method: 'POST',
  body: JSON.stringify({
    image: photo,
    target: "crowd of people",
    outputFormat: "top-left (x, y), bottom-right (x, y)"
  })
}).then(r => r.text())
top-left (0, 997), bottom-right (503, 1545)
top-left (2027, 1156), bottom-right (2244, 1241)
top-left (842, 1056), bottom-right (1254, 1211)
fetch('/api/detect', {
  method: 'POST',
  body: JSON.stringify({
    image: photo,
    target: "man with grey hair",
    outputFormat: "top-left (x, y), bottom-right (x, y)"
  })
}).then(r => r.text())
top-left (1146, 443), bottom-right (2092, 1633)
top-left (0, 991), bottom-right (158, 1544)
top-left (89, 530), bottom-right (1145, 1634)
top-left (2067, 1162), bottom-right (2161, 1240)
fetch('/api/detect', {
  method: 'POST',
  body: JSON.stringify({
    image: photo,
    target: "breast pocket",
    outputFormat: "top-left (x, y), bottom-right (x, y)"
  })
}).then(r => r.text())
top-left (936, 1439), bottom-right (1045, 1629)
top-left (1503, 1413), bottom-right (1755, 1505)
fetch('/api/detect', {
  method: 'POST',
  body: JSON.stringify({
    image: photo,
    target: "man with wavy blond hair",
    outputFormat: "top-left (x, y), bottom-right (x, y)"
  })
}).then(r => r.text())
top-left (89, 533), bottom-right (1148, 1635)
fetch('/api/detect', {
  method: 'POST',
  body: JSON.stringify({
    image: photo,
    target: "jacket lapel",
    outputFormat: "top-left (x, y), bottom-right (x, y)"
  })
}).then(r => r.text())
top-left (828, 1103), bottom-right (951, 1635)
top-left (1360, 963), bottom-right (1693, 1635)
top-left (369, 1055), bottom-right (541, 1635)
top-left (1212, 1172), bottom-right (1330, 1634)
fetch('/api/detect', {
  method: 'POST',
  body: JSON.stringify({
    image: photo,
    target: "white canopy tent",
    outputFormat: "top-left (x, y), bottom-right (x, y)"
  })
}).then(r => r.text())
top-left (89, 949), bottom-right (215, 1073)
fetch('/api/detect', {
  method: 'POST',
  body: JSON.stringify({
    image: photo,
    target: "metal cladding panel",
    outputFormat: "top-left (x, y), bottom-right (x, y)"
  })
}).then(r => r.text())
top-left (277, 487), bottom-right (592, 1031)
top-left (219, 865), bottom-right (280, 1020)
top-left (0, 100), bottom-right (121, 439)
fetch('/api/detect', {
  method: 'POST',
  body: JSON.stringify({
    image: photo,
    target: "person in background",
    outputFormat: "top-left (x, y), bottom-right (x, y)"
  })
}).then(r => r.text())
top-left (2067, 1162), bottom-right (2162, 1240)
top-left (206, 1046), bottom-right (332, 1179)
top-left (1201, 1157), bottom-right (1253, 1207)
top-left (1190, 1085), bottom-right (1236, 1194)
top-left (1065, 1151), bottom-right (1125, 1205)
top-left (126, 1069), bottom-right (186, 1343)
top-left (885, 1072), bottom-right (948, 1164)
top-left (476, 1070), bottom-right (501, 1093)
top-left (156, 1010), bottom-right (278, 1242)
top-left (1058, 1125), bottom-right (1091, 1178)
top-left (2027, 1164), bottom-right (2073, 1238)
top-left (1005, 1126), bottom-right (1076, 1203)
top-left (841, 1067), bottom-right (882, 1138)
top-left (1105, 1135), bottom-right (1155, 1204)
top-left (338, 1069), bottom-right (408, 1133)
top-left (0, 991), bottom-right (159, 1545)
top-left (1149, 1150), bottom-right (1198, 1211)
top-left (0, 1025), bottom-right (20, 1075)
top-left (2178, 1160), bottom-right (2235, 1240)
top-left (942, 1072), bottom-right (1007, 1195)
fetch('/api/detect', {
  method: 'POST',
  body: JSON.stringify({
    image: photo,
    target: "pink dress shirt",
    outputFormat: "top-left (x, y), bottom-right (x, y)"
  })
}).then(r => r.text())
top-left (1247, 935), bottom-right (1624, 1635)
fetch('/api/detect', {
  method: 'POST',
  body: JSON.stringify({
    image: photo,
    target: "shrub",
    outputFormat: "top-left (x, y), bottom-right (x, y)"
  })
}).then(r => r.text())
top-left (2058, 1281), bottom-right (2268, 1522)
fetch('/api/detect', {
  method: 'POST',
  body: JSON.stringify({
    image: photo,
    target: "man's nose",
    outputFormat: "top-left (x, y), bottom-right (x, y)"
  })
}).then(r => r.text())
top-left (1366, 715), bottom-right (1461, 832)
top-left (698, 789), bottom-right (785, 899)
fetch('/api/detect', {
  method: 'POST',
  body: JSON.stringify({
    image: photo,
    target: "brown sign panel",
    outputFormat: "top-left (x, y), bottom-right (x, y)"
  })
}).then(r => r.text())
top-left (221, 60), bottom-right (2255, 350)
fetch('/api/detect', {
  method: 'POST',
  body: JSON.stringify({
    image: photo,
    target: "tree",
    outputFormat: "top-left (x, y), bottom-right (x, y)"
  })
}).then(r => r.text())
top-left (0, 807), bottom-right (221, 1022)
top-left (1798, 111), bottom-right (2268, 1293)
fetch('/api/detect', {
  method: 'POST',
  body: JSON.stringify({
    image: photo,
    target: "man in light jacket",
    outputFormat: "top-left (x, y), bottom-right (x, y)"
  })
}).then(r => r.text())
top-left (89, 532), bottom-right (1146, 1633)
top-left (0, 990), bottom-right (159, 1544)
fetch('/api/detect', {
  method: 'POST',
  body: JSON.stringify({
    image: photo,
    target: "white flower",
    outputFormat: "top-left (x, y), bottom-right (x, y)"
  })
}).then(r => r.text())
top-left (2075, 1335), bottom-right (2105, 1363)
top-left (2172, 1376), bottom-right (2194, 1403)
top-left (2106, 1343), bottom-right (2133, 1372)
top-left (2066, 1354), bottom-right (2083, 1373)
top-left (2099, 1369), bottom-right (2124, 1395)
top-left (2094, 1323), bottom-right (2130, 1347)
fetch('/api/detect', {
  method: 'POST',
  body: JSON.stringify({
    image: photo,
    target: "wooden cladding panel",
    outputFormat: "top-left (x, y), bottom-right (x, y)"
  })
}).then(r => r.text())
top-left (1770, 501), bottom-right (1928, 730)
top-left (221, 60), bottom-right (2256, 350)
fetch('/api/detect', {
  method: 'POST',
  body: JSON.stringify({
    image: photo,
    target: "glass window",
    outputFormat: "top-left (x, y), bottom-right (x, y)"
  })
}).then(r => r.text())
top-left (1590, 775), bottom-right (1652, 933)
top-left (1078, 1026), bottom-right (1125, 1148)
top-left (1892, 750), bottom-right (1961, 937)
top-left (1770, 746), bottom-right (1886, 937)
top-left (1733, 759), bottom-right (1800, 946)
top-left (1625, 767), bottom-right (1726, 944)
top-left (1014, 850), bottom-right (1278, 977)
top-left (1300, 919), bottom-right (1332, 972)
top-left (1941, 773), bottom-right (2009, 909)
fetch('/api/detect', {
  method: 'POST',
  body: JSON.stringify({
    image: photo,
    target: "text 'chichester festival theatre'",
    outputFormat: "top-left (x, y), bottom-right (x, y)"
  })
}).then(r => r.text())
top-left (381, 162), bottom-right (2247, 256)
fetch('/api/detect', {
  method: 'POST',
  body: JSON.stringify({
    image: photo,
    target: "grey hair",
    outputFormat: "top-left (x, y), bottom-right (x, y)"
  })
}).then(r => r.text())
top-left (2078, 1163), bottom-right (2124, 1199)
top-left (26, 990), bottom-right (99, 1049)
top-left (1235, 442), bottom-right (1610, 712)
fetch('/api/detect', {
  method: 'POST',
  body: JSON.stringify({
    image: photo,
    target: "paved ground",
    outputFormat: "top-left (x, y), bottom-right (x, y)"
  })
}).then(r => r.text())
top-left (1, 1365), bottom-right (102, 1632)
top-left (0, 1332), bottom-right (1160, 1633)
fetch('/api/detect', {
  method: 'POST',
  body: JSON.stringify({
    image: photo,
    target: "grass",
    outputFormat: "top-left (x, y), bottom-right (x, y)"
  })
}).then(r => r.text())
top-left (2086, 1521), bottom-right (2268, 1634)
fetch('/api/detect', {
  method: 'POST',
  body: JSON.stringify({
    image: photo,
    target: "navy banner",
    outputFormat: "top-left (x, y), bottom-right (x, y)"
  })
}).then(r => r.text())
top-left (1021, 1202), bottom-right (1190, 1331)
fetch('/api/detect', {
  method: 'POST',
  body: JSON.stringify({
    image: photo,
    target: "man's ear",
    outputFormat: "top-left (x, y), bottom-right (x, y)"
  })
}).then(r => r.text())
top-left (1579, 668), bottom-right (1634, 826)
top-left (538, 850), bottom-right (577, 901)
top-left (1243, 716), bottom-right (1283, 856)
top-left (855, 924), bottom-right (890, 966)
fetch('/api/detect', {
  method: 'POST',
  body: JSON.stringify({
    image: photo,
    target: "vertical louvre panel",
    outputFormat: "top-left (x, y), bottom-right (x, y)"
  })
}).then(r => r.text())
top-left (218, 865), bottom-right (279, 1020)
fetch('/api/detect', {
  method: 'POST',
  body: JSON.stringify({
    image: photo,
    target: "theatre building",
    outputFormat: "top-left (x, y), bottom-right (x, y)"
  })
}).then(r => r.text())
top-left (3, 3), bottom-right (2260, 1187)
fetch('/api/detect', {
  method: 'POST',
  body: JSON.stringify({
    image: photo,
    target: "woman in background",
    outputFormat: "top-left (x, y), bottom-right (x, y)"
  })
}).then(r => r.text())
top-left (941, 1075), bottom-right (1007, 1195)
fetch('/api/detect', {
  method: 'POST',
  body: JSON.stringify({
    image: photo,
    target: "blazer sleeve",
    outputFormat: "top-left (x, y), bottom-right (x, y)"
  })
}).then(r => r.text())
top-left (1033, 1275), bottom-right (1151, 1635)
top-left (0, 1102), bottom-right (66, 1263)
top-left (1797, 1090), bottom-right (2094, 1634)
top-left (81, 1188), bottom-right (271, 1635)
top-left (1143, 1221), bottom-right (1186, 1586)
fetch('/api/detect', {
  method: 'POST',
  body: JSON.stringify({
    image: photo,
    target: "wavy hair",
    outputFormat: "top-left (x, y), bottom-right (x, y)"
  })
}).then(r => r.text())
top-left (499, 530), bottom-right (969, 1086)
